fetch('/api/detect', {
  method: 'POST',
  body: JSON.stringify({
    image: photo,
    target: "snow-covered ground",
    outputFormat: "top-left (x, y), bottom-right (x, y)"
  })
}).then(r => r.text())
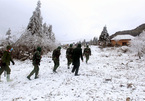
top-left (0, 46), bottom-right (145, 101)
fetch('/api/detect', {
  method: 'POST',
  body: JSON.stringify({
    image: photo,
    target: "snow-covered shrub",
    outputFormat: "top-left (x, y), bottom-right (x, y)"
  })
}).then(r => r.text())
top-left (129, 31), bottom-right (145, 58)
top-left (120, 46), bottom-right (129, 53)
top-left (0, 28), bottom-right (15, 47)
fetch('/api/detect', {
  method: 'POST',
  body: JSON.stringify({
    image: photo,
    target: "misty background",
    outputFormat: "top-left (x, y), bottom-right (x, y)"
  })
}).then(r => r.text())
top-left (0, 0), bottom-right (145, 44)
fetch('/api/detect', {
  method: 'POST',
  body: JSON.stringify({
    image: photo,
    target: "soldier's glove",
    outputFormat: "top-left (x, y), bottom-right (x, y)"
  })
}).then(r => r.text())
top-left (12, 61), bottom-right (15, 65)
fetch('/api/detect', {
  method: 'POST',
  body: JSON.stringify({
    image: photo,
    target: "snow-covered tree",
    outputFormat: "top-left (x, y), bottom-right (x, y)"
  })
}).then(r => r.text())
top-left (130, 31), bottom-right (145, 59)
top-left (6, 28), bottom-right (12, 44)
top-left (99, 26), bottom-right (110, 47)
top-left (42, 24), bottom-right (55, 42)
top-left (82, 39), bottom-right (86, 46)
top-left (92, 37), bottom-right (98, 45)
top-left (13, 0), bottom-right (57, 60)
top-left (27, 0), bottom-right (42, 36)
top-left (89, 39), bottom-right (93, 45)
top-left (0, 28), bottom-right (14, 47)
top-left (48, 25), bottom-right (55, 42)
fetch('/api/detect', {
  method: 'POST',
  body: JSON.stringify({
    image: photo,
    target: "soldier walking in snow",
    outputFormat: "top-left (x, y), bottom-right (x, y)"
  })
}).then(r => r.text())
top-left (66, 44), bottom-right (73, 69)
top-left (0, 45), bottom-right (15, 82)
top-left (27, 47), bottom-right (42, 80)
top-left (83, 45), bottom-right (91, 63)
top-left (52, 46), bottom-right (61, 73)
top-left (72, 44), bottom-right (83, 76)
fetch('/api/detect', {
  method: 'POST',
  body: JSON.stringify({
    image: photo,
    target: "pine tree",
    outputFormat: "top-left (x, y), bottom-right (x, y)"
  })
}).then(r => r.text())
top-left (27, 0), bottom-right (42, 36)
top-left (99, 26), bottom-right (110, 47)
top-left (6, 28), bottom-right (12, 44)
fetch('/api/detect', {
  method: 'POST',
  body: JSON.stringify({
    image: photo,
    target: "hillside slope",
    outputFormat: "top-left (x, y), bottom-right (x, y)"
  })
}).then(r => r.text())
top-left (110, 23), bottom-right (145, 39)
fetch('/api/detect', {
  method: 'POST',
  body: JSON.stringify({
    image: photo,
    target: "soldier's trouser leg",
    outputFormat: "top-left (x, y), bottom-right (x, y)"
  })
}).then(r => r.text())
top-left (0, 67), bottom-right (5, 75)
top-left (72, 65), bottom-right (76, 73)
top-left (6, 65), bottom-right (11, 74)
top-left (85, 55), bottom-right (89, 63)
top-left (5, 65), bottom-right (12, 81)
top-left (72, 62), bottom-right (80, 75)
top-left (75, 64), bottom-right (80, 75)
top-left (53, 60), bottom-right (59, 72)
top-left (35, 65), bottom-right (39, 78)
top-left (0, 65), bottom-right (10, 74)
top-left (67, 58), bottom-right (72, 69)
top-left (28, 65), bottom-right (38, 77)
top-left (0, 66), bottom-right (6, 81)
top-left (67, 58), bottom-right (70, 66)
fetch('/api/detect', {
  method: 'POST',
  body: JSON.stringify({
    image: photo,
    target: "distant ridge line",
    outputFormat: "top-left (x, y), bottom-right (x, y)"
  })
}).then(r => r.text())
top-left (110, 23), bottom-right (145, 39)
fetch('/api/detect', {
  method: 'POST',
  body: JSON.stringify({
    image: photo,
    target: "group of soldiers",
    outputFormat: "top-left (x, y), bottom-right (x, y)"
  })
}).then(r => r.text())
top-left (0, 44), bottom-right (91, 82)
top-left (52, 44), bottom-right (91, 76)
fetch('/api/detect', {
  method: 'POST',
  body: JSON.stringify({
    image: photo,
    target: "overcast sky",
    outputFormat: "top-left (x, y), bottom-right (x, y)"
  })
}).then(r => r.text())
top-left (0, 0), bottom-right (145, 44)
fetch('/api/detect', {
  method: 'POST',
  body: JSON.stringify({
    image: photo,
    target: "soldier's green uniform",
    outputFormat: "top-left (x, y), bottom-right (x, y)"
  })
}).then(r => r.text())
top-left (66, 44), bottom-right (73, 69)
top-left (27, 47), bottom-right (41, 80)
top-left (52, 46), bottom-right (61, 73)
top-left (83, 45), bottom-right (91, 63)
top-left (0, 45), bottom-right (15, 82)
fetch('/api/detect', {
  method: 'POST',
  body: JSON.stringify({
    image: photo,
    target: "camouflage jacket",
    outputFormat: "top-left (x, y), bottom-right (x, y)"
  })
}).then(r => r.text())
top-left (52, 49), bottom-right (61, 60)
top-left (1, 50), bottom-right (14, 66)
top-left (33, 51), bottom-right (41, 65)
top-left (66, 47), bottom-right (73, 59)
top-left (83, 48), bottom-right (91, 56)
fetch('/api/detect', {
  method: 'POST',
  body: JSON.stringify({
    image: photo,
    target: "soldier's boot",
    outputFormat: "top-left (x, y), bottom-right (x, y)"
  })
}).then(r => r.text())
top-left (86, 59), bottom-right (88, 64)
top-left (35, 69), bottom-right (39, 79)
top-left (53, 65), bottom-right (58, 73)
top-left (34, 76), bottom-right (38, 79)
top-left (34, 74), bottom-right (38, 79)
top-left (68, 66), bottom-right (70, 69)
top-left (27, 75), bottom-right (31, 80)
top-left (4, 71), bottom-right (7, 77)
top-left (27, 70), bottom-right (35, 80)
top-left (53, 70), bottom-right (57, 73)
top-left (7, 74), bottom-right (13, 82)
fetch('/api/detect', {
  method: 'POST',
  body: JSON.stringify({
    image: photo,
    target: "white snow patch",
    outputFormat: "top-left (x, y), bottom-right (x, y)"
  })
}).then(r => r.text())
top-left (0, 46), bottom-right (145, 101)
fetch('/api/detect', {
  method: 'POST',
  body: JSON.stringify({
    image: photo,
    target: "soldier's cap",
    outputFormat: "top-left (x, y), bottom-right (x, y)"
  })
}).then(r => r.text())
top-left (6, 45), bottom-right (12, 50)
top-left (77, 44), bottom-right (81, 48)
top-left (57, 46), bottom-right (61, 49)
top-left (70, 44), bottom-right (73, 47)
top-left (37, 47), bottom-right (41, 52)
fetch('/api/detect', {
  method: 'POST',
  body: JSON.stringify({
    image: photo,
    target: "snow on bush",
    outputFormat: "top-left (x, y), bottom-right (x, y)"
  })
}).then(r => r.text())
top-left (130, 31), bottom-right (145, 58)
top-left (118, 46), bottom-right (129, 53)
